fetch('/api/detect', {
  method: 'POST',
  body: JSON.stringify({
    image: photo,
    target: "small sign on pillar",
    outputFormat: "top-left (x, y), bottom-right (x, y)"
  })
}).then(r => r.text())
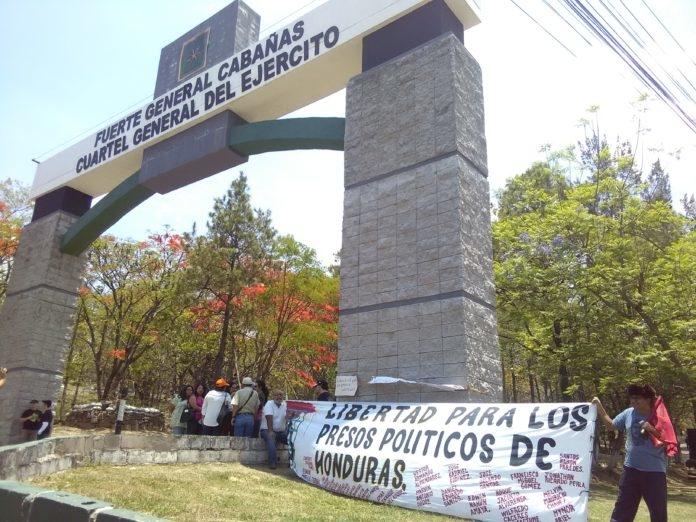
top-left (334, 375), bottom-right (358, 397)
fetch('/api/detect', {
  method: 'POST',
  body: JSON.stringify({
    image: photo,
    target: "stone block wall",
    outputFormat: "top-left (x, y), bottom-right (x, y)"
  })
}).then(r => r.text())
top-left (338, 34), bottom-right (502, 403)
top-left (0, 434), bottom-right (286, 482)
top-left (0, 212), bottom-right (86, 444)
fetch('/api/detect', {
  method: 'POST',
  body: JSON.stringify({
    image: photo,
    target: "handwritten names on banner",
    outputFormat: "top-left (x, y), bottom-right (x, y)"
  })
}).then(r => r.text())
top-left (286, 401), bottom-right (596, 521)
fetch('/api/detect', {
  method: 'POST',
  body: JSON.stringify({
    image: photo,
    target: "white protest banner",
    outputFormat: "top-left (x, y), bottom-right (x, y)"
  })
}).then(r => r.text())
top-left (286, 401), bottom-right (596, 521)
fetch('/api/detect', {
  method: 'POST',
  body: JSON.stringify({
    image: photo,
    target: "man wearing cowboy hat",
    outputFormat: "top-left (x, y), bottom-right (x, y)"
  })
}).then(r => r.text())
top-left (201, 378), bottom-right (232, 436)
top-left (231, 377), bottom-right (260, 437)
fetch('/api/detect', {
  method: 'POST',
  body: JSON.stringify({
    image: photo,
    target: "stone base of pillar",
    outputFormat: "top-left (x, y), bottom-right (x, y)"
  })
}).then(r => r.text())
top-left (0, 212), bottom-right (85, 445)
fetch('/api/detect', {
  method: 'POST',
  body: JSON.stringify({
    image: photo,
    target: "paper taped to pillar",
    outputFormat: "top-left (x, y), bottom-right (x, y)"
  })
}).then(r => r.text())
top-left (287, 401), bottom-right (596, 521)
top-left (335, 375), bottom-right (358, 396)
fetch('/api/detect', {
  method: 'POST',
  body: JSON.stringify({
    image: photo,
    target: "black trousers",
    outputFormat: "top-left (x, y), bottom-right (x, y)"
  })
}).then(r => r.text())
top-left (201, 424), bottom-right (219, 436)
top-left (611, 466), bottom-right (667, 522)
top-left (186, 418), bottom-right (200, 435)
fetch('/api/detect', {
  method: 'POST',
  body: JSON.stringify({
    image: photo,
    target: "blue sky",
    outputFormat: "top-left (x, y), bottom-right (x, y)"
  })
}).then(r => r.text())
top-left (1, 0), bottom-right (694, 266)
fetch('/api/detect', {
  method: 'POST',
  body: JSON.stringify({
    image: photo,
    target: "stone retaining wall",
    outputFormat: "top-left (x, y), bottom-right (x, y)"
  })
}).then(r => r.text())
top-left (0, 433), bottom-right (287, 482)
top-left (0, 433), bottom-right (286, 520)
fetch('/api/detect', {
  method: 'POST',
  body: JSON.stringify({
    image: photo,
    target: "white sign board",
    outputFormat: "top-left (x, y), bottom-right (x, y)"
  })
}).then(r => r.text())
top-left (30, 0), bottom-right (479, 200)
top-left (287, 401), bottom-right (596, 521)
top-left (335, 375), bottom-right (358, 396)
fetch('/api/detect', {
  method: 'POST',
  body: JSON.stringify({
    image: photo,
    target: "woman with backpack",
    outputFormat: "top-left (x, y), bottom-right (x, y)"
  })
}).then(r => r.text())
top-left (170, 385), bottom-right (192, 436)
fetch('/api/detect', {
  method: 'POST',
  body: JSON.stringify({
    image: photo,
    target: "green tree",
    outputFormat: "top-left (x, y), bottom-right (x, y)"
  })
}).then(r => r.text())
top-left (494, 125), bottom-right (695, 428)
top-left (185, 173), bottom-right (276, 381)
top-left (78, 232), bottom-right (187, 400)
top-left (642, 159), bottom-right (672, 205)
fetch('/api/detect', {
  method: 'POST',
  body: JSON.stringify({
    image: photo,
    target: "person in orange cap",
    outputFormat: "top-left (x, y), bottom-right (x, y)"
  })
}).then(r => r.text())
top-left (200, 378), bottom-right (232, 436)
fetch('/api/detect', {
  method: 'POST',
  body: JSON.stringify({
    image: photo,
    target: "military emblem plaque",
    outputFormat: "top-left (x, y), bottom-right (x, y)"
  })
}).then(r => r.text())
top-left (178, 29), bottom-right (210, 80)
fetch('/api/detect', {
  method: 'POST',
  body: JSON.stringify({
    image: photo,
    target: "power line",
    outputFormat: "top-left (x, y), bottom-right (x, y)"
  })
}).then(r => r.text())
top-left (640, 0), bottom-right (696, 68)
top-left (616, 0), bottom-right (696, 95)
top-left (586, 0), bottom-right (696, 125)
top-left (595, 0), bottom-right (696, 104)
top-left (509, 0), bottom-right (578, 57)
top-left (542, 0), bottom-right (593, 47)
top-left (561, 0), bottom-right (696, 134)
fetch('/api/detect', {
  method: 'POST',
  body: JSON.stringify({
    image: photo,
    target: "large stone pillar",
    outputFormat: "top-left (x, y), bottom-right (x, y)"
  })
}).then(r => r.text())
top-left (0, 209), bottom-right (87, 445)
top-left (337, 23), bottom-right (501, 402)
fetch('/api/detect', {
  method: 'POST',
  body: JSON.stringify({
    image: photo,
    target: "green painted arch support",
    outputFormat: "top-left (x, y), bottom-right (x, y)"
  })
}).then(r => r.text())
top-left (60, 117), bottom-right (345, 256)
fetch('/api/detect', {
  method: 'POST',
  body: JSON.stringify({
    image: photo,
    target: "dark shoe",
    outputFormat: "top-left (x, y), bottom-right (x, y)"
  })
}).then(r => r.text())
top-left (269, 464), bottom-right (277, 469)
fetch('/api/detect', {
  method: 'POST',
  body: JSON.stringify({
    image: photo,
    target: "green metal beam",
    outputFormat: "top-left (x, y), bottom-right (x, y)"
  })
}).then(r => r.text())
top-left (60, 117), bottom-right (345, 256)
top-left (60, 171), bottom-right (154, 255)
top-left (229, 117), bottom-right (345, 155)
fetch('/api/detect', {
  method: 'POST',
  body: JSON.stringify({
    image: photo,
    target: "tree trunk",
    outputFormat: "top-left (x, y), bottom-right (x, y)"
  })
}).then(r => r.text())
top-left (59, 307), bottom-right (82, 420)
top-left (501, 358), bottom-right (507, 402)
top-left (553, 319), bottom-right (571, 400)
top-left (213, 293), bottom-right (234, 378)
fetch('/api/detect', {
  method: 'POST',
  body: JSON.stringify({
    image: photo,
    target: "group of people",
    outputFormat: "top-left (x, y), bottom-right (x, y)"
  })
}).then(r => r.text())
top-left (169, 377), bottom-right (331, 468)
top-left (19, 399), bottom-right (53, 442)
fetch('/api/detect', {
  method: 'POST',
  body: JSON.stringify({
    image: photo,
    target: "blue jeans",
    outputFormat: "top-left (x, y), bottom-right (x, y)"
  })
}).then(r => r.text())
top-left (234, 413), bottom-right (254, 437)
top-left (171, 426), bottom-right (185, 436)
top-left (261, 429), bottom-right (287, 467)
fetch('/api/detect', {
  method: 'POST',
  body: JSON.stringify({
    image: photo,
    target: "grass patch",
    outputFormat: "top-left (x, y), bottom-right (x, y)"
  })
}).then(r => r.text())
top-left (589, 470), bottom-right (696, 521)
top-left (31, 463), bottom-right (450, 521)
top-left (30, 463), bottom-right (695, 521)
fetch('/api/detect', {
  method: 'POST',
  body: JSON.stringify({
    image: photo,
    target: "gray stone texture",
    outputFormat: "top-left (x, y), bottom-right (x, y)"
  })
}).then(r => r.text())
top-left (153, 0), bottom-right (260, 97)
top-left (0, 212), bottom-right (86, 445)
top-left (140, 110), bottom-right (248, 194)
top-left (338, 34), bottom-right (501, 403)
top-left (145, 0), bottom-right (263, 195)
top-left (0, 433), bottom-right (286, 482)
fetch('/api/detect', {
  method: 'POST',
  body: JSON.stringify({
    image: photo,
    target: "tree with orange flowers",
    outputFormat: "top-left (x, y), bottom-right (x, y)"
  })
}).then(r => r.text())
top-left (229, 235), bottom-right (338, 396)
top-left (0, 179), bottom-right (31, 303)
top-left (184, 173), bottom-right (275, 381)
top-left (77, 231), bottom-right (187, 400)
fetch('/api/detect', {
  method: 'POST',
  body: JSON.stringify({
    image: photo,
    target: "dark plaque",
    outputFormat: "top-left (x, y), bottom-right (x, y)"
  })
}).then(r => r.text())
top-left (178, 29), bottom-right (210, 80)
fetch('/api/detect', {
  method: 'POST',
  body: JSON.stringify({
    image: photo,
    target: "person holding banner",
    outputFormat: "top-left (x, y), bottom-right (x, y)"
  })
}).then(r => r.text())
top-left (593, 384), bottom-right (669, 522)
top-left (260, 389), bottom-right (287, 469)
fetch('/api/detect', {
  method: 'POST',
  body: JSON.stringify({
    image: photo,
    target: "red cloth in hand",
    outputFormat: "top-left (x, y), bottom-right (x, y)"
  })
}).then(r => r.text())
top-left (648, 396), bottom-right (678, 457)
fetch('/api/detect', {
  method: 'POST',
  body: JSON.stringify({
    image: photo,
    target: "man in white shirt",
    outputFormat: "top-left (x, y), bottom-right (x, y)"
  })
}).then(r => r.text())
top-left (260, 389), bottom-right (287, 469)
top-left (201, 378), bottom-right (232, 436)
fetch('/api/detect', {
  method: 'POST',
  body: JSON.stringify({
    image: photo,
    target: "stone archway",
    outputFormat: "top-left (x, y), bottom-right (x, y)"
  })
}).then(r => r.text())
top-left (0, 0), bottom-right (500, 445)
